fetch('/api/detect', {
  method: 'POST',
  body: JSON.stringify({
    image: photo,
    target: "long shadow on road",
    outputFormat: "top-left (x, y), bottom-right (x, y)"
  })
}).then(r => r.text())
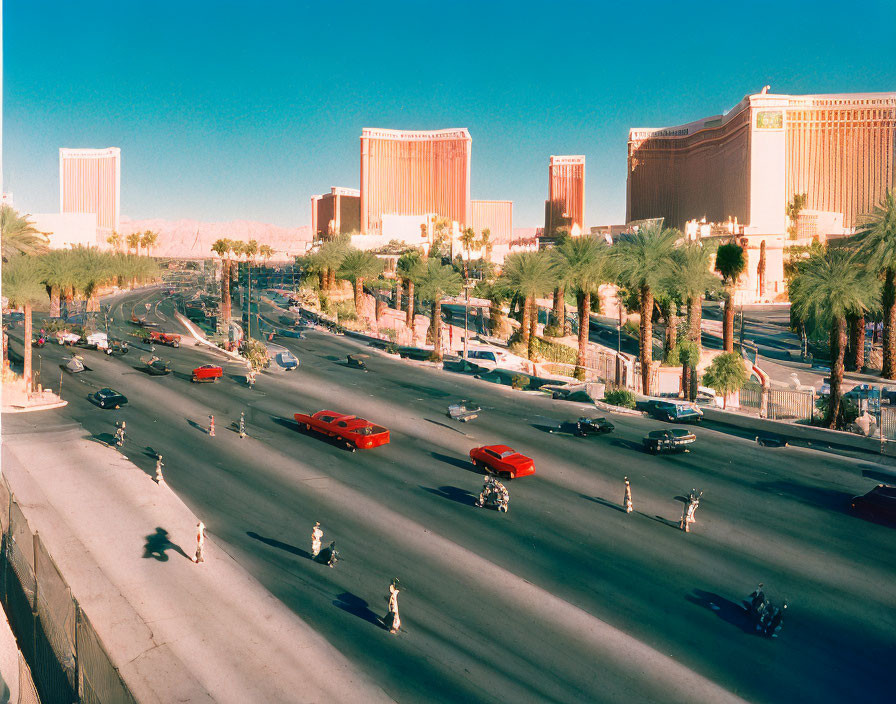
top-left (333, 591), bottom-right (386, 630)
top-left (421, 485), bottom-right (475, 506)
top-left (143, 527), bottom-right (190, 562)
top-left (431, 451), bottom-right (481, 474)
top-left (247, 531), bottom-right (311, 560)
top-left (686, 589), bottom-right (755, 635)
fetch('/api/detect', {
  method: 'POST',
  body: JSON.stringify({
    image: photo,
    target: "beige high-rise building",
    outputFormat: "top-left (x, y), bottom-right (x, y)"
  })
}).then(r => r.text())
top-left (627, 91), bottom-right (896, 234)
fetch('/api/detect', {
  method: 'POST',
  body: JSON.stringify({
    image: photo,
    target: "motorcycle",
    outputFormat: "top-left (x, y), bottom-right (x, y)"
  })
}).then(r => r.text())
top-left (33, 334), bottom-right (48, 348)
top-left (475, 480), bottom-right (509, 512)
top-left (745, 584), bottom-right (786, 637)
top-left (316, 541), bottom-right (339, 567)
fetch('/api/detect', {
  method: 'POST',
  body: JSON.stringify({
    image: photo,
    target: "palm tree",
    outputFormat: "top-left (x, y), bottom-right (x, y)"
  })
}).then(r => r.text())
top-left (430, 217), bottom-right (451, 259)
top-left (701, 352), bottom-right (748, 410)
top-left (126, 232), bottom-right (141, 255)
top-left (415, 259), bottom-right (462, 361)
top-left (666, 243), bottom-right (720, 399)
top-left (40, 250), bottom-right (73, 318)
top-left (789, 247), bottom-right (878, 428)
top-left (475, 279), bottom-right (512, 337)
top-left (140, 230), bottom-right (159, 256)
top-left (614, 224), bottom-right (679, 395)
top-left (499, 250), bottom-right (560, 360)
top-left (459, 227), bottom-right (478, 271)
top-left (397, 251), bottom-right (424, 329)
top-left (106, 231), bottom-right (123, 253)
top-left (337, 249), bottom-right (384, 315)
top-left (480, 228), bottom-right (492, 263)
top-left (2, 255), bottom-right (48, 391)
top-left (317, 236), bottom-right (350, 291)
top-left (714, 242), bottom-right (746, 352)
top-left (211, 239), bottom-right (234, 323)
top-left (558, 237), bottom-right (613, 379)
top-left (854, 188), bottom-right (896, 378)
top-left (245, 239), bottom-right (259, 264)
top-left (259, 244), bottom-right (274, 264)
top-left (1, 205), bottom-right (49, 260)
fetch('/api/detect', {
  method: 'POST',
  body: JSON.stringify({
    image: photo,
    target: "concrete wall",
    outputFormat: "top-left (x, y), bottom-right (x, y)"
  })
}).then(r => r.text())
top-left (31, 212), bottom-right (101, 249)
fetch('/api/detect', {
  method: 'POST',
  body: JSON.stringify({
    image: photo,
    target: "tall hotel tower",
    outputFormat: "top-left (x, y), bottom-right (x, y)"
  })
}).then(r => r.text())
top-left (627, 91), bottom-right (896, 233)
top-left (359, 128), bottom-right (472, 235)
top-left (545, 155), bottom-right (586, 235)
top-left (59, 147), bottom-right (121, 234)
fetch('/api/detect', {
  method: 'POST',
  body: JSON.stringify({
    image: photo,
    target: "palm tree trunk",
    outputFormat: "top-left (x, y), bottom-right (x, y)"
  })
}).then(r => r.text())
top-left (353, 279), bottom-right (362, 314)
top-left (552, 287), bottom-right (564, 330)
top-left (521, 296), bottom-right (531, 347)
top-left (687, 295), bottom-right (702, 345)
top-left (528, 298), bottom-right (538, 360)
top-left (723, 289), bottom-right (735, 352)
top-left (883, 268), bottom-right (896, 379)
top-left (826, 316), bottom-right (847, 429)
top-left (23, 303), bottom-right (33, 394)
top-left (846, 314), bottom-right (859, 371)
top-left (50, 287), bottom-right (61, 318)
top-left (663, 309), bottom-right (677, 361)
top-left (639, 285), bottom-right (654, 395)
top-left (222, 259), bottom-right (232, 323)
top-left (406, 280), bottom-right (415, 328)
top-left (376, 296), bottom-right (385, 322)
top-left (318, 270), bottom-right (325, 290)
top-left (394, 281), bottom-right (402, 311)
top-left (854, 314), bottom-right (865, 371)
top-left (576, 291), bottom-right (589, 380)
top-left (328, 269), bottom-right (337, 291)
top-left (682, 363), bottom-right (691, 400)
top-left (431, 300), bottom-right (442, 360)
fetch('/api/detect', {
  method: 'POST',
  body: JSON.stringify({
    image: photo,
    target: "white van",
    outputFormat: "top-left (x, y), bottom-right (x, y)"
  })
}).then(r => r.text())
top-left (465, 347), bottom-right (524, 371)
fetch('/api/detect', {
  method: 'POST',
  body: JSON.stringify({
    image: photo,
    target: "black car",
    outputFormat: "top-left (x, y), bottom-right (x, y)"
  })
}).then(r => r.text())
top-left (645, 400), bottom-right (703, 423)
top-left (643, 428), bottom-right (696, 454)
top-left (89, 388), bottom-right (128, 409)
top-left (548, 417), bottom-right (615, 436)
top-left (850, 484), bottom-right (896, 525)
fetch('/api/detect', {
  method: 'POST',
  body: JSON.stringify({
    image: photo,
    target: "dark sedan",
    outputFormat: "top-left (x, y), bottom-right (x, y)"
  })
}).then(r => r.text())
top-left (643, 428), bottom-right (696, 454)
top-left (645, 400), bottom-right (703, 423)
top-left (89, 388), bottom-right (129, 409)
top-left (850, 484), bottom-right (896, 525)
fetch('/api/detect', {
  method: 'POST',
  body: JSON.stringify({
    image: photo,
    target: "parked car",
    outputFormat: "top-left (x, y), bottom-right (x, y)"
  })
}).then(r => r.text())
top-left (294, 410), bottom-right (390, 450)
top-left (645, 400), bottom-right (703, 423)
top-left (850, 484), bottom-right (896, 525)
top-left (89, 388), bottom-right (128, 409)
top-left (469, 445), bottom-right (535, 479)
top-left (642, 428), bottom-right (696, 454)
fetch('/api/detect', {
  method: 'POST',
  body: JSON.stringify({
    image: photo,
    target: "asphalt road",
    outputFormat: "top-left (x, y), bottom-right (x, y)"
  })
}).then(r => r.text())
top-left (6, 287), bottom-right (895, 703)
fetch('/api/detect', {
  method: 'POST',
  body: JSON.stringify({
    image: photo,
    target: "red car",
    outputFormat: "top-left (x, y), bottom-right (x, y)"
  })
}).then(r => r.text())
top-left (294, 410), bottom-right (390, 451)
top-left (469, 445), bottom-right (535, 479)
top-left (143, 331), bottom-right (181, 347)
top-left (191, 364), bottom-right (223, 383)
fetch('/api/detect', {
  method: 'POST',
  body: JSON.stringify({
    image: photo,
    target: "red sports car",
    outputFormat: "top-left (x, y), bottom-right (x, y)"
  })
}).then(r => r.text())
top-left (191, 364), bottom-right (223, 383)
top-left (294, 410), bottom-right (390, 450)
top-left (469, 445), bottom-right (535, 479)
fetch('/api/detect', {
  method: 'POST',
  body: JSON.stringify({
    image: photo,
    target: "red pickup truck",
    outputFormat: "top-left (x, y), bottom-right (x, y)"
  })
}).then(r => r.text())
top-left (143, 331), bottom-right (181, 347)
top-left (294, 410), bottom-right (390, 451)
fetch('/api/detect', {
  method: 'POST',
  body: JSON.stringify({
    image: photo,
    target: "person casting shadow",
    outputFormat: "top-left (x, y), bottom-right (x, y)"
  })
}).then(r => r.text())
top-left (143, 527), bottom-right (190, 561)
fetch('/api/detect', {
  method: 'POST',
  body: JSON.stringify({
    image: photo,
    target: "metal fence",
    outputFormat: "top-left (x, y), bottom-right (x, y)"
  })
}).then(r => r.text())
top-left (738, 382), bottom-right (815, 422)
top-left (0, 476), bottom-right (137, 704)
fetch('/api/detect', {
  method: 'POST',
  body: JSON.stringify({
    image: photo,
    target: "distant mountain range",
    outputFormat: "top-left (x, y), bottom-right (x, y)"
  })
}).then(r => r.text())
top-left (119, 217), bottom-right (312, 259)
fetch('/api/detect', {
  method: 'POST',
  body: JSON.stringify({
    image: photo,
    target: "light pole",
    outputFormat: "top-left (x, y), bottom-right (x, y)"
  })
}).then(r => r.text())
top-left (463, 280), bottom-right (475, 360)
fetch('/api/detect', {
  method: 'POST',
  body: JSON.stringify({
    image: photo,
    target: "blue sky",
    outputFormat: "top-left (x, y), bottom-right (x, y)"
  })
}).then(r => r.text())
top-left (4, 0), bottom-right (895, 228)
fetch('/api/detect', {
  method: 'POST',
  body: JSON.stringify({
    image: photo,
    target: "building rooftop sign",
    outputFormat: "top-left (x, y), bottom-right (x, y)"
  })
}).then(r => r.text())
top-left (549, 155), bottom-right (585, 166)
top-left (60, 147), bottom-right (121, 159)
top-left (361, 128), bottom-right (471, 141)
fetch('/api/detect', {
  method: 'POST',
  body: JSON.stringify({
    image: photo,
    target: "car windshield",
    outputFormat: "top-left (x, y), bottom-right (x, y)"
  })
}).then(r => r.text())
top-left (356, 425), bottom-right (386, 436)
top-left (872, 485), bottom-right (896, 499)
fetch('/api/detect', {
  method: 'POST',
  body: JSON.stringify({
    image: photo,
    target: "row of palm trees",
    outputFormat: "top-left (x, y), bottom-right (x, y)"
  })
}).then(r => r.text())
top-left (3, 246), bottom-right (159, 393)
top-left (788, 189), bottom-right (896, 428)
top-left (107, 229), bottom-right (160, 256)
top-left (210, 238), bottom-right (276, 324)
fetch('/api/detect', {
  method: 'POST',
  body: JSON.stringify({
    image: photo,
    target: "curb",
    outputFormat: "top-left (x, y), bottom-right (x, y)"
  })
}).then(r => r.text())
top-left (1, 399), bottom-right (69, 414)
top-left (593, 400), bottom-right (643, 416)
top-left (175, 313), bottom-right (247, 364)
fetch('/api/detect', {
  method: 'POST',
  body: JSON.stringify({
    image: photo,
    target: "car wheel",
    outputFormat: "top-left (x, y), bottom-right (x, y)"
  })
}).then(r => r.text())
top-left (114, 404), bottom-right (120, 409)
top-left (173, 341), bottom-right (179, 348)
top-left (305, 424), bottom-right (311, 430)
top-left (471, 459), bottom-right (478, 467)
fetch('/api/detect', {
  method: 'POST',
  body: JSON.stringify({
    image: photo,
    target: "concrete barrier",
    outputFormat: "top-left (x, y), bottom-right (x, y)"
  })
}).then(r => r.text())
top-left (701, 407), bottom-right (881, 454)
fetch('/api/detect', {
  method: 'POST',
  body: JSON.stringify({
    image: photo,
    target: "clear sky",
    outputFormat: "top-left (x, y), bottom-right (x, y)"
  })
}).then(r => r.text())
top-left (4, 0), bottom-right (895, 229)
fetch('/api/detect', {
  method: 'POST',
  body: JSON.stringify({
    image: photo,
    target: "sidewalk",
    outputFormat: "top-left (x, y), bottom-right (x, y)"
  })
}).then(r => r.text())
top-left (0, 419), bottom-right (392, 704)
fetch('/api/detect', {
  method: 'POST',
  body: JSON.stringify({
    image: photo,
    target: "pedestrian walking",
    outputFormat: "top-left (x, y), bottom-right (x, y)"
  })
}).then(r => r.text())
top-left (247, 369), bottom-right (256, 389)
top-left (623, 477), bottom-right (633, 514)
top-left (680, 490), bottom-right (702, 533)
top-left (114, 421), bottom-right (126, 447)
top-left (239, 411), bottom-right (246, 439)
top-left (208, 415), bottom-right (215, 437)
top-left (384, 580), bottom-right (401, 634)
top-left (194, 522), bottom-right (205, 563)
top-left (155, 454), bottom-right (165, 484)
top-left (311, 521), bottom-right (323, 558)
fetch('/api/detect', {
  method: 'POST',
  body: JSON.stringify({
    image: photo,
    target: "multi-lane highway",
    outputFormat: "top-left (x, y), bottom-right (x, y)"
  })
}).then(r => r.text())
top-left (6, 287), bottom-right (894, 703)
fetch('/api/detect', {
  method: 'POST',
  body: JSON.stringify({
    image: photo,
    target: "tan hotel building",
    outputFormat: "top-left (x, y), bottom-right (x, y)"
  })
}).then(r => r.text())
top-left (627, 91), bottom-right (896, 302)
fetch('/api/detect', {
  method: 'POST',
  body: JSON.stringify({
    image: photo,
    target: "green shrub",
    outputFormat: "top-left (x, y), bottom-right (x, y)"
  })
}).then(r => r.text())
top-left (380, 327), bottom-right (397, 342)
top-left (603, 389), bottom-right (636, 408)
top-left (511, 374), bottom-right (530, 390)
top-left (543, 324), bottom-right (562, 338)
top-left (336, 302), bottom-right (357, 321)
